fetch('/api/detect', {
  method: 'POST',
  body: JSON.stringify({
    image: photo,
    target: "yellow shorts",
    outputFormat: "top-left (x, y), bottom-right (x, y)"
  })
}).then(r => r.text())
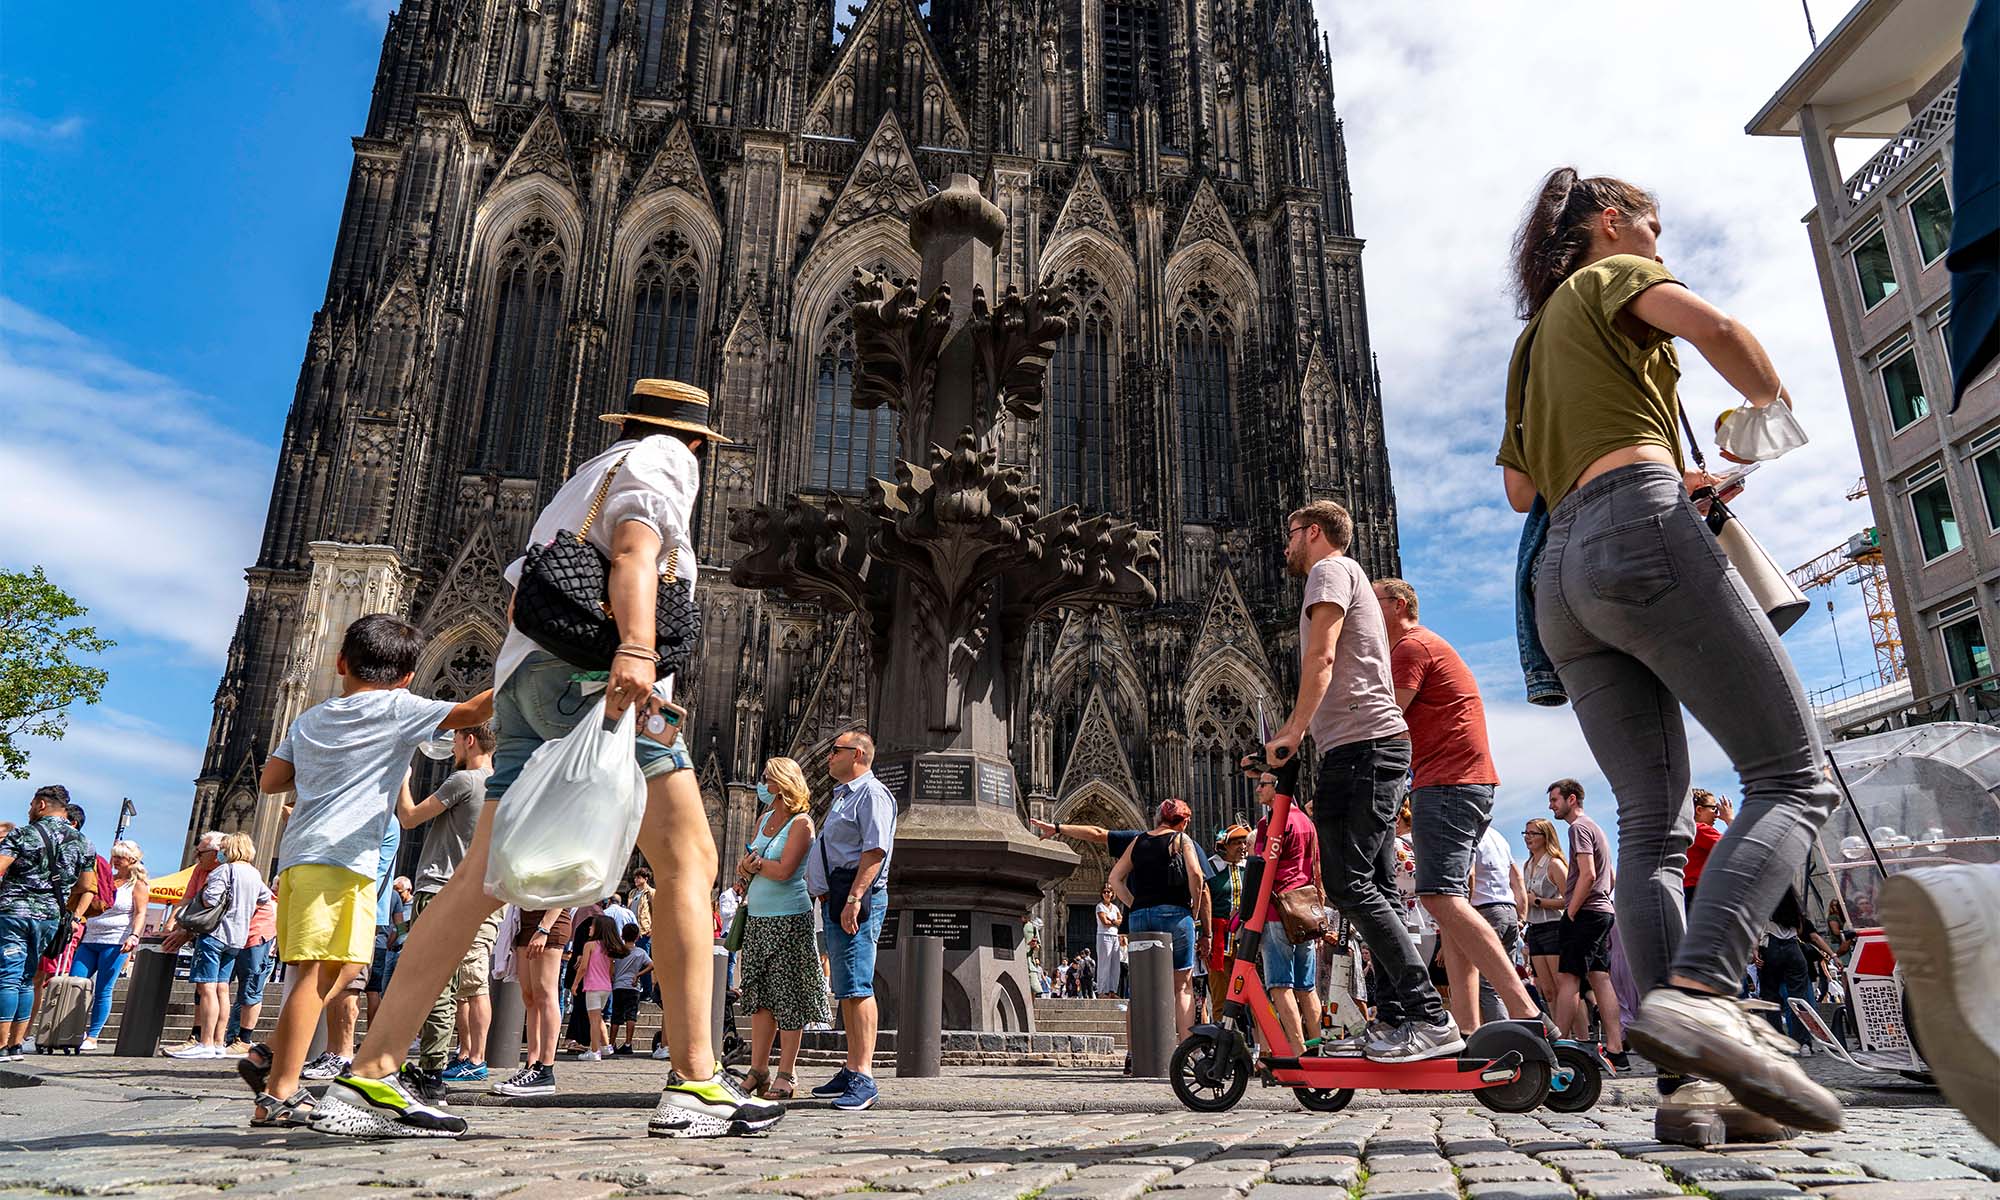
top-left (277, 864), bottom-right (376, 965)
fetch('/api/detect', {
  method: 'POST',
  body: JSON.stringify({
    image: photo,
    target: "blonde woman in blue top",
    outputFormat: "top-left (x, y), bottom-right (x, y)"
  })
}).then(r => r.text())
top-left (733, 757), bottom-right (829, 1100)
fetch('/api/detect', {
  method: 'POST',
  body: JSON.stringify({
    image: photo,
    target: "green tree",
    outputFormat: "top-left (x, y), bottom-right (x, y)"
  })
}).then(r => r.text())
top-left (0, 567), bottom-right (113, 779)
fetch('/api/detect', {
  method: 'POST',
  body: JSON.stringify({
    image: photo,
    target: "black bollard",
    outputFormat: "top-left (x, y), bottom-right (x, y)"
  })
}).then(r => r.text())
top-left (1127, 931), bottom-right (1175, 1078)
top-left (897, 934), bottom-right (943, 1078)
top-left (710, 944), bottom-right (729, 1066)
top-left (113, 944), bottom-right (175, 1058)
top-left (486, 976), bottom-right (524, 1069)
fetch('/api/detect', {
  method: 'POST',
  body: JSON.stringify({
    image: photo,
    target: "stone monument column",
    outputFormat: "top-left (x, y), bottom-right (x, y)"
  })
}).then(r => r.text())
top-left (730, 174), bottom-right (1159, 1032)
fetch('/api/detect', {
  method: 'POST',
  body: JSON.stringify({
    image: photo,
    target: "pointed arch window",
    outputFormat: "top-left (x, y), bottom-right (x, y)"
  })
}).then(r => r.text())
top-left (626, 229), bottom-right (702, 388)
top-left (809, 279), bottom-right (900, 495)
top-left (1175, 288), bottom-right (1236, 522)
top-left (475, 216), bottom-right (566, 476)
top-left (1047, 271), bottom-right (1117, 513)
top-left (595, 0), bottom-right (673, 93)
top-left (1187, 678), bottom-right (1257, 839)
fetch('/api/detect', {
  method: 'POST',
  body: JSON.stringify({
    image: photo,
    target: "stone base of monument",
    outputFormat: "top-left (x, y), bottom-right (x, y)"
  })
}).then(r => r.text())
top-left (786, 1028), bottom-right (1118, 1071)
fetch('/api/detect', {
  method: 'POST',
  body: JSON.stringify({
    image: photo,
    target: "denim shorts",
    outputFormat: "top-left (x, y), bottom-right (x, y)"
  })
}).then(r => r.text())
top-left (1408, 783), bottom-right (1494, 896)
top-left (1128, 905), bottom-right (1196, 973)
top-left (234, 940), bottom-right (275, 1008)
top-left (489, 651), bottom-right (694, 801)
top-left (190, 934), bottom-right (241, 984)
top-left (822, 889), bottom-right (888, 1000)
top-left (1260, 921), bottom-right (1318, 991)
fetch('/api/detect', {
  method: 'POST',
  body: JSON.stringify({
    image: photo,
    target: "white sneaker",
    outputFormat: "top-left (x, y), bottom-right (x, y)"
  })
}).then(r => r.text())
top-left (1881, 864), bottom-right (2000, 1147)
top-left (651, 1044), bottom-right (672, 1060)
top-left (18, 1038), bottom-right (35, 1055)
top-left (79, 1038), bottom-right (97, 1052)
top-left (165, 1042), bottom-right (217, 1060)
top-left (576, 1050), bottom-right (600, 1062)
top-left (1626, 987), bottom-right (1842, 1133)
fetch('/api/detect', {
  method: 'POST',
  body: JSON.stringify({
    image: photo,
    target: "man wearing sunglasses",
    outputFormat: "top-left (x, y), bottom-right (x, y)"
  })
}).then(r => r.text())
top-left (803, 730), bottom-right (896, 1112)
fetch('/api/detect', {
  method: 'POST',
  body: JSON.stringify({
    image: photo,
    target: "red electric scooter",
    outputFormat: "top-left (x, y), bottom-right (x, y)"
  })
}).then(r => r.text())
top-left (1169, 758), bottom-right (1605, 1114)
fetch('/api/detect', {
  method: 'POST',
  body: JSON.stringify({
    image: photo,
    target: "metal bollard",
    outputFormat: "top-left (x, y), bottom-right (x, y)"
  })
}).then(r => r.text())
top-left (1127, 932), bottom-right (1175, 1078)
top-left (113, 945), bottom-right (175, 1058)
top-left (710, 944), bottom-right (729, 1065)
top-left (486, 977), bottom-right (524, 1069)
top-left (897, 934), bottom-right (943, 1078)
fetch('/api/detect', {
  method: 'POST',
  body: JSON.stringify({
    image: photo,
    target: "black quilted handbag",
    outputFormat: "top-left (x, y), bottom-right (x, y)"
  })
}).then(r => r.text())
top-left (512, 454), bottom-right (703, 679)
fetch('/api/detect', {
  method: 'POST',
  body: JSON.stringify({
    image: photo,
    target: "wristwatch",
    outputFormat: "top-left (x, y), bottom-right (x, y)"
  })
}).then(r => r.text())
top-left (845, 895), bottom-right (862, 906)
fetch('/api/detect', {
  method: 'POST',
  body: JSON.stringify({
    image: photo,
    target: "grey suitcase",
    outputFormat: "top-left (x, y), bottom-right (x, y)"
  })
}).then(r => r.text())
top-left (34, 974), bottom-right (91, 1053)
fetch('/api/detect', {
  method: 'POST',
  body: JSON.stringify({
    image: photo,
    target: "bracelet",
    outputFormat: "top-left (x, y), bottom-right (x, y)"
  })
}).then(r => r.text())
top-left (613, 647), bottom-right (659, 662)
top-left (617, 640), bottom-right (655, 653)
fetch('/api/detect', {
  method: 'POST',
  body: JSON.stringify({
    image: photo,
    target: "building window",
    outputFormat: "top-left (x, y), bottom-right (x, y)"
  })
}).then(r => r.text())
top-left (1910, 470), bottom-right (1963, 562)
top-left (1047, 276), bottom-right (1117, 513)
top-left (1102, 2), bottom-right (1163, 146)
top-left (626, 231), bottom-right (701, 389)
top-left (1975, 443), bottom-right (2000, 533)
top-left (808, 327), bottom-right (896, 494)
top-left (1941, 610), bottom-right (1992, 686)
top-left (1909, 177), bottom-right (1953, 266)
top-left (1852, 227), bottom-right (1899, 310)
top-left (1175, 310), bottom-right (1235, 523)
top-left (475, 218), bottom-right (566, 476)
top-left (1881, 346), bottom-right (1930, 430)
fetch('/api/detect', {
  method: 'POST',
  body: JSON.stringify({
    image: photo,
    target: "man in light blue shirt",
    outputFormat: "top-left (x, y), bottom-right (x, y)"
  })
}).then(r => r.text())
top-left (804, 730), bottom-right (895, 1112)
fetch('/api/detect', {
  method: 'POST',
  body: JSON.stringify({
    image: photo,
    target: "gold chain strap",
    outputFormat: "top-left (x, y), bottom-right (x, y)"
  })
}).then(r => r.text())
top-left (573, 453), bottom-right (679, 584)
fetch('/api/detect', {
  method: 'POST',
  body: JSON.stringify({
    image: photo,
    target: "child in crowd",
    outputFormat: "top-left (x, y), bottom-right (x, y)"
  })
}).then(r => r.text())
top-left (237, 614), bottom-right (492, 1129)
top-left (569, 915), bottom-right (628, 1061)
top-left (610, 922), bottom-right (652, 1055)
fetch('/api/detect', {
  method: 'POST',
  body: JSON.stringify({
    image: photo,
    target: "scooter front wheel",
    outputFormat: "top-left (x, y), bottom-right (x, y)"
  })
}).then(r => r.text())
top-left (1295, 1086), bottom-right (1354, 1112)
top-left (1543, 1044), bottom-right (1603, 1112)
top-left (1170, 1033), bottom-right (1249, 1112)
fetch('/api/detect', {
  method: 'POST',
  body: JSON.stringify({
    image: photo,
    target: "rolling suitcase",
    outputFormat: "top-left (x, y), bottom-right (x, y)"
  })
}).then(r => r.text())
top-left (34, 974), bottom-right (92, 1054)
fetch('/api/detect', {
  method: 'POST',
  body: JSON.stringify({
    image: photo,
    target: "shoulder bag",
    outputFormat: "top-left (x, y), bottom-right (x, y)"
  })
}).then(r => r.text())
top-left (1676, 405), bottom-right (1810, 634)
top-left (513, 454), bottom-right (704, 677)
top-left (1272, 821), bottom-right (1328, 943)
top-left (177, 863), bottom-right (235, 937)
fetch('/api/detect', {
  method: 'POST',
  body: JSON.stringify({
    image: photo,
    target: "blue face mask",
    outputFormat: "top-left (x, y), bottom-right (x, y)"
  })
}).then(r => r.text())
top-left (757, 782), bottom-right (772, 807)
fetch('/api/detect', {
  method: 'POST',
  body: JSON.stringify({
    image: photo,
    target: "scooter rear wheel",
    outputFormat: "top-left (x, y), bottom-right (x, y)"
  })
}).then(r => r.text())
top-left (1295, 1086), bottom-right (1354, 1112)
top-left (1543, 1044), bottom-right (1603, 1112)
top-left (1170, 1033), bottom-right (1248, 1112)
top-left (1473, 1059), bottom-right (1552, 1113)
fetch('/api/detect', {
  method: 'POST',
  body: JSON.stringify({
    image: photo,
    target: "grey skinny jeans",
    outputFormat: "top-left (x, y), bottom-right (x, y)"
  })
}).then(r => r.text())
top-left (1535, 463), bottom-right (1837, 996)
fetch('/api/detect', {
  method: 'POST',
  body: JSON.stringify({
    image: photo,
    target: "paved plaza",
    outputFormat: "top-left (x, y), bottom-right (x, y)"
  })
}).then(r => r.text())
top-left (0, 1055), bottom-right (1992, 1199)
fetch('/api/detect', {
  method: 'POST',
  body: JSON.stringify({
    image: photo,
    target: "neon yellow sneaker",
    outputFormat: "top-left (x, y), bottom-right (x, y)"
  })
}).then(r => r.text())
top-left (647, 1069), bottom-right (785, 1138)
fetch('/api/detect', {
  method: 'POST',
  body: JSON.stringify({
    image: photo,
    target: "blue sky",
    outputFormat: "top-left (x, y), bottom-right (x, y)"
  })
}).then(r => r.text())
top-left (1, 1), bottom-right (1882, 873)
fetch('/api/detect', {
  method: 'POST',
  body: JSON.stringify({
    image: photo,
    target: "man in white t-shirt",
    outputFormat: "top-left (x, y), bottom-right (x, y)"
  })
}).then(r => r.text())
top-left (1458, 826), bottom-right (1526, 1029)
top-left (1265, 499), bottom-right (1457, 1063)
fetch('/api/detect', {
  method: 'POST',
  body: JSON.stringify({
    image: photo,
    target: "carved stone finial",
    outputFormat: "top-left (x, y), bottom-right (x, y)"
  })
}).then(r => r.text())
top-left (908, 172), bottom-right (1005, 255)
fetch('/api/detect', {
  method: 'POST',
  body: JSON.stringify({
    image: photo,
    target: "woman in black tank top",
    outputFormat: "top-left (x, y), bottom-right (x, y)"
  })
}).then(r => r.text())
top-left (1109, 799), bottom-right (1211, 1039)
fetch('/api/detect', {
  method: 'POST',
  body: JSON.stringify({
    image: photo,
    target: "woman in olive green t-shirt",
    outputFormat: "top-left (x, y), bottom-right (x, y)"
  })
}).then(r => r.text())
top-left (1497, 168), bottom-right (1842, 1138)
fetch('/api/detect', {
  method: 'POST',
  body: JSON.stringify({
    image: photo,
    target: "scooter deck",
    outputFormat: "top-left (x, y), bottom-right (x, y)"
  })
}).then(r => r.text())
top-left (1263, 1052), bottom-right (1519, 1091)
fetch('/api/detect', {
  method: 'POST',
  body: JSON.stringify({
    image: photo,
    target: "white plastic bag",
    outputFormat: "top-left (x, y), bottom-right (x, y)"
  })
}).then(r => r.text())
top-left (485, 695), bottom-right (646, 909)
top-left (1715, 401), bottom-right (1808, 462)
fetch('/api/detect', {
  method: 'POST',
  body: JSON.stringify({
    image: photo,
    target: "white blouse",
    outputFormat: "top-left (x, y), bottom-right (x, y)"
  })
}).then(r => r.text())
top-left (82, 882), bottom-right (137, 944)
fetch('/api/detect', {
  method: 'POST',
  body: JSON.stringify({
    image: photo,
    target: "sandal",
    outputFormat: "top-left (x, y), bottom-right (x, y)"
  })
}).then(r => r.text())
top-left (236, 1043), bottom-right (274, 1096)
top-left (740, 1066), bottom-right (769, 1097)
top-left (250, 1089), bottom-right (316, 1129)
top-left (760, 1071), bottom-right (795, 1101)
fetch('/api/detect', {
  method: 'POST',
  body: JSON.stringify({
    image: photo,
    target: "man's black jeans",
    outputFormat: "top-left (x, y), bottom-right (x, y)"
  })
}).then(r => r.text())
top-left (1314, 736), bottom-right (1444, 1027)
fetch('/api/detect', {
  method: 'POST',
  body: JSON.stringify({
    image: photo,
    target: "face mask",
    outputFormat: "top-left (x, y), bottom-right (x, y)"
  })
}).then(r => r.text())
top-left (757, 782), bottom-right (773, 807)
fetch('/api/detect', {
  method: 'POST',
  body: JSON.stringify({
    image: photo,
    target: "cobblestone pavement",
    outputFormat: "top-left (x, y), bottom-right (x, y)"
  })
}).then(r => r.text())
top-left (0, 1054), bottom-right (1990, 1199)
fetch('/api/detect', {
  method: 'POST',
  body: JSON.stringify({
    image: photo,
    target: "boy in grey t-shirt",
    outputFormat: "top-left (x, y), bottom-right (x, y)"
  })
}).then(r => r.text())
top-left (397, 723), bottom-right (497, 1080)
top-left (1265, 500), bottom-right (1453, 1064)
top-left (247, 614), bottom-right (492, 1128)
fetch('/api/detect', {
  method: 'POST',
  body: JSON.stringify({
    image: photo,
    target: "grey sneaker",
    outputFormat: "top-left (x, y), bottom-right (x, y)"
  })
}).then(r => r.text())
top-left (1320, 1019), bottom-right (1390, 1056)
top-left (1881, 865), bottom-right (2000, 1146)
top-left (1364, 1017), bottom-right (1465, 1062)
top-left (1626, 987), bottom-right (1842, 1132)
top-left (300, 1052), bottom-right (350, 1080)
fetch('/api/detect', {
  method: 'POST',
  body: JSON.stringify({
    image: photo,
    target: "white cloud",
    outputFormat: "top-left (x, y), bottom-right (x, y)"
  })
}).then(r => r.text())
top-left (0, 298), bottom-right (275, 660)
top-left (0, 111), bottom-right (84, 143)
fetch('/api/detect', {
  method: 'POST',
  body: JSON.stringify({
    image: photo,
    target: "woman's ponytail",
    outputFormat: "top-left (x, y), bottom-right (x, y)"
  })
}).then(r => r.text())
top-left (1510, 167), bottom-right (1657, 318)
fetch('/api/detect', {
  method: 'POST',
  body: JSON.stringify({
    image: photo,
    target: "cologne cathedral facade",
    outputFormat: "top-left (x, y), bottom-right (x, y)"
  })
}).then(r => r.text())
top-left (191, 0), bottom-right (1398, 952)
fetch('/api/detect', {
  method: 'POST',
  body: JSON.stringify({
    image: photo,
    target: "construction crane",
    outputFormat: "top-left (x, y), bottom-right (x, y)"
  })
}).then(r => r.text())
top-left (1788, 476), bottom-right (1906, 687)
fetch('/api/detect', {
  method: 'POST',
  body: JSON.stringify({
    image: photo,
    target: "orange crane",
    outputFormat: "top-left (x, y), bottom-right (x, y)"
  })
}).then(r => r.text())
top-left (1787, 478), bottom-right (1905, 687)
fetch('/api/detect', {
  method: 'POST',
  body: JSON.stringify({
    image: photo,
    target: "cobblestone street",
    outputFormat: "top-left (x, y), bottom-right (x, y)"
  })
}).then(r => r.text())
top-left (0, 1055), bottom-right (1991, 1199)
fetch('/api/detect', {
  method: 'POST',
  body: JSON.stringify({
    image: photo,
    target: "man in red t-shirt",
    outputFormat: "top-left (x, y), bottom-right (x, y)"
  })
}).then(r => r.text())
top-left (1376, 580), bottom-right (1540, 1034)
top-left (1684, 790), bottom-right (1725, 908)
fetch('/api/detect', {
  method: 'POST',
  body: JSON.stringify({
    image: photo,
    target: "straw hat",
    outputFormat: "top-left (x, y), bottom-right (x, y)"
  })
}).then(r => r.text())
top-left (598, 379), bottom-right (735, 443)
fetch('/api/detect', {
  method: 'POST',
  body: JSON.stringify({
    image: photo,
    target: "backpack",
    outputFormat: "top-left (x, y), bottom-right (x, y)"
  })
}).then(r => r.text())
top-left (81, 855), bottom-right (115, 918)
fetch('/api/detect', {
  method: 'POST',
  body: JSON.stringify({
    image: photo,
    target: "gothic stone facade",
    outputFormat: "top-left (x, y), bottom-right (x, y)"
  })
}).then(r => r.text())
top-left (191, 0), bottom-right (1399, 951)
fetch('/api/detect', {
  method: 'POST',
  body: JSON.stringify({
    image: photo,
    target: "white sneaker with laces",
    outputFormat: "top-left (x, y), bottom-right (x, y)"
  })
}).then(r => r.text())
top-left (1626, 988), bottom-right (1842, 1132)
top-left (166, 1041), bottom-right (217, 1060)
top-left (577, 1050), bottom-right (600, 1062)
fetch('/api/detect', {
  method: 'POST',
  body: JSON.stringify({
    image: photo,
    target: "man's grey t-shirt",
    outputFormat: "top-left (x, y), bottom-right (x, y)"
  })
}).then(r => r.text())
top-left (1563, 812), bottom-right (1616, 915)
top-left (274, 688), bottom-right (457, 880)
top-left (413, 767), bottom-right (491, 894)
top-left (1299, 554), bottom-right (1408, 750)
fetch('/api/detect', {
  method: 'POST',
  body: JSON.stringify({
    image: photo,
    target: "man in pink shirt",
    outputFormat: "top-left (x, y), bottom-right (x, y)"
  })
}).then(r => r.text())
top-left (1252, 768), bottom-right (1320, 1053)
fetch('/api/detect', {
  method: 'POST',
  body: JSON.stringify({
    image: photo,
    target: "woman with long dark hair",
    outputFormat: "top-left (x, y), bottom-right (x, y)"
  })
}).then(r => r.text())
top-left (1498, 168), bottom-right (1842, 1135)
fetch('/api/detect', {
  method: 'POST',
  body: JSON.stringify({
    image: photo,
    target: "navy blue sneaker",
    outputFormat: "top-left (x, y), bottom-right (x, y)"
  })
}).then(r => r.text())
top-left (831, 1072), bottom-right (878, 1111)
top-left (809, 1067), bottom-right (856, 1099)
